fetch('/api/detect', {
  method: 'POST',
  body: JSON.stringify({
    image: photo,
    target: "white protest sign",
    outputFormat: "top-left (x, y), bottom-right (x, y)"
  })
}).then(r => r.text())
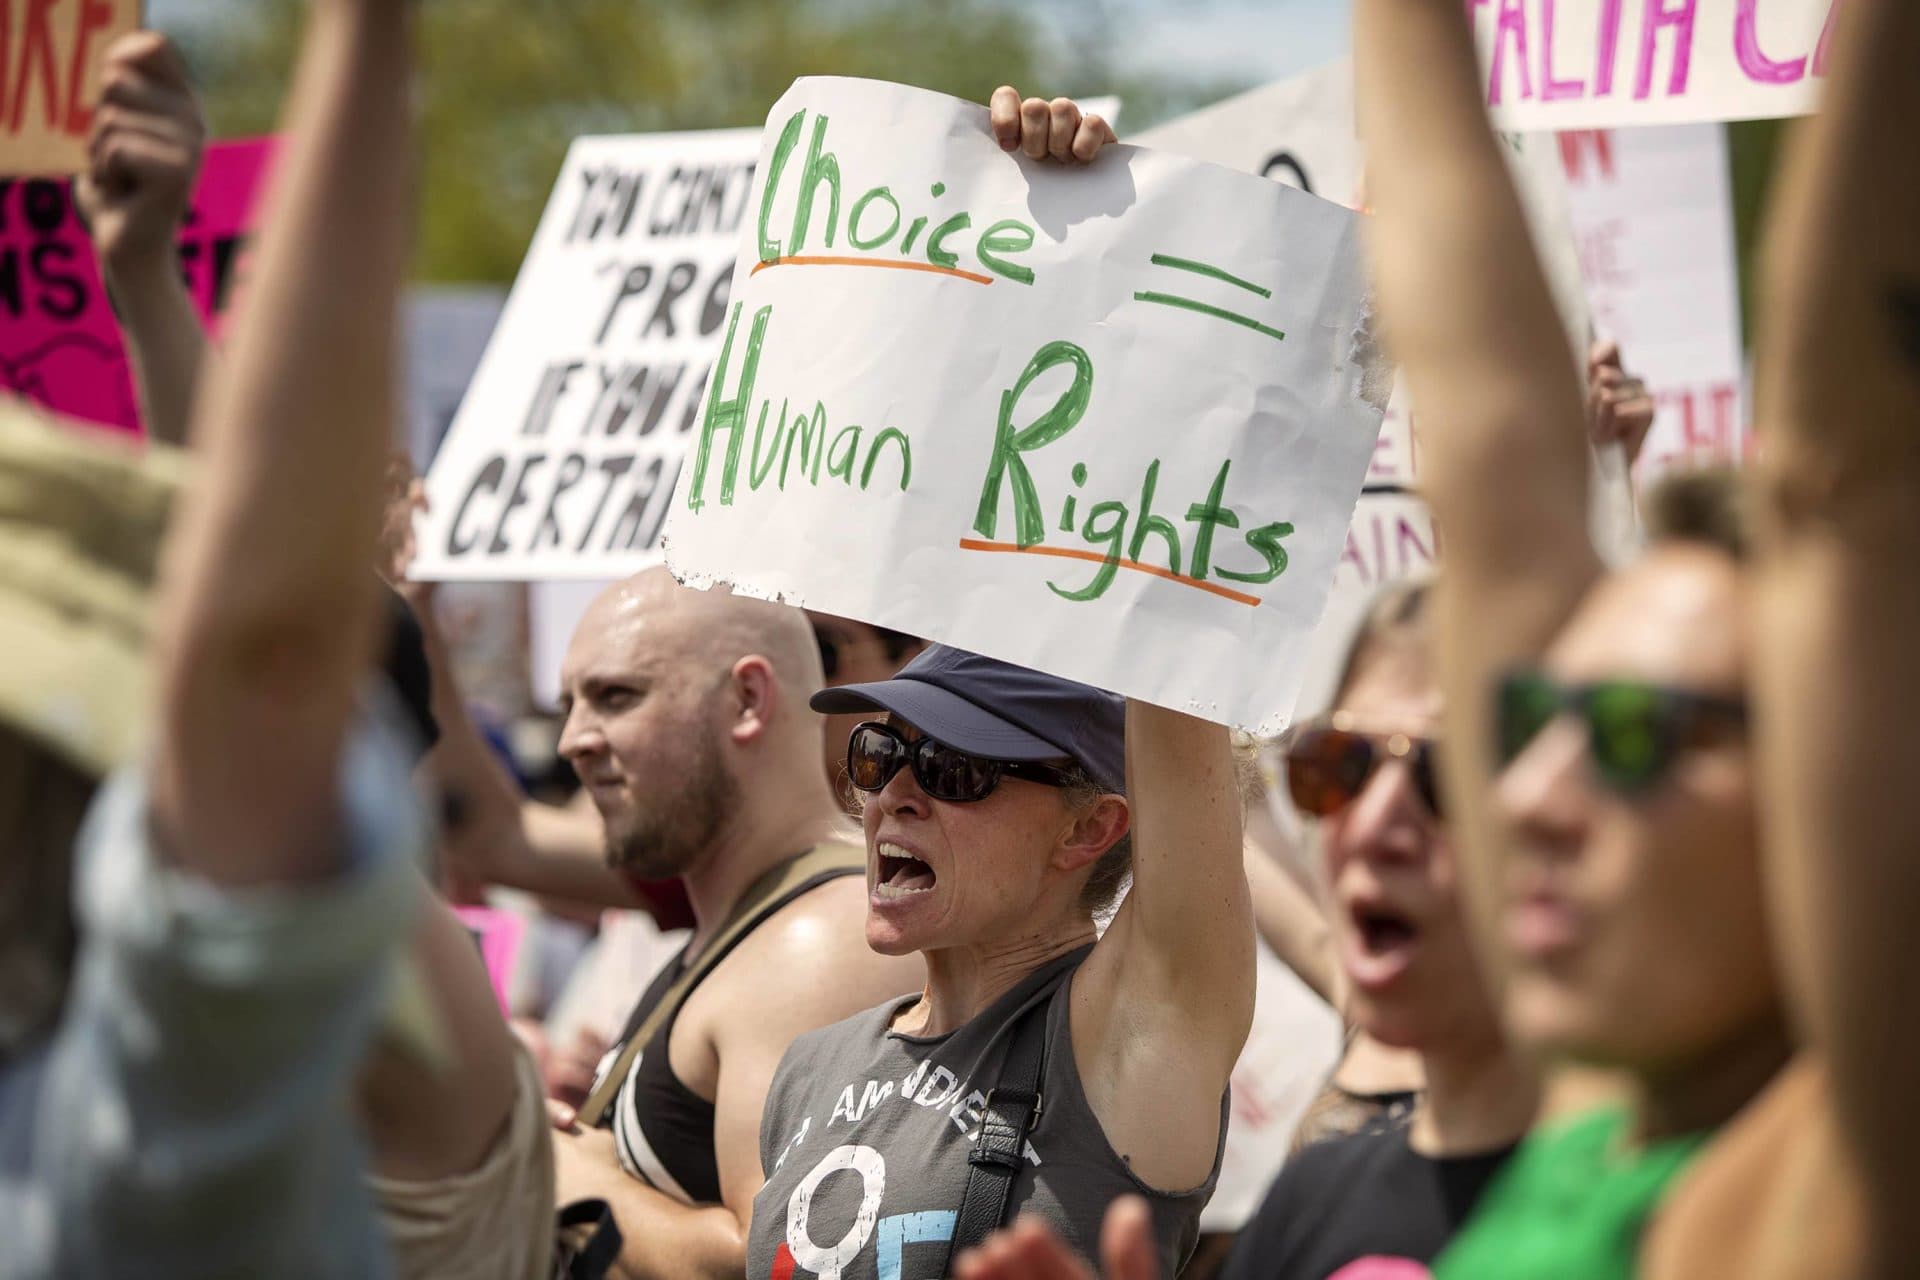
top-left (1139, 60), bottom-right (1596, 713)
top-left (1558, 125), bottom-right (1746, 479)
top-left (1130, 60), bottom-right (1364, 209)
top-left (661, 77), bottom-right (1390, 732)
top-left (413, 129), bottom-right (758, 580)
top-left (414, 102), bottom-right (1121, 583)
top-left (1473, 0), bottom-right (1835, 131)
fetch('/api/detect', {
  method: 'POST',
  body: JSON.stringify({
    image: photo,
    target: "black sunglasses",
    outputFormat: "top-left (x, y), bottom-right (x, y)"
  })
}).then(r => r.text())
top-left (1495, 668), bottom-right (1748, 794)
top-left (1285, 721), bottom-right (1443, 820)
top-left (846, 721), bottom-right (1078, 803)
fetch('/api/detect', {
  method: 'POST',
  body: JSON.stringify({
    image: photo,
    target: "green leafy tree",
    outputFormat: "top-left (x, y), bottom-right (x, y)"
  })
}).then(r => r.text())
top-left (183, 0), bottom-right (1074, 282)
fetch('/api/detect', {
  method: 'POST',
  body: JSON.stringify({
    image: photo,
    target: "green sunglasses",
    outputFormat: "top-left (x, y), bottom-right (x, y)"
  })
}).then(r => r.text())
top-left (1495, 668), bottom-right (1748, 793)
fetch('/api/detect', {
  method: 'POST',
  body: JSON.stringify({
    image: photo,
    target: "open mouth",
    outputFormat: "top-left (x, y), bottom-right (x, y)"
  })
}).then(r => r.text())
top-left (875, 842), bottom-right (937, 900)
top-left (1353, 903), bottom-right (1419, 956)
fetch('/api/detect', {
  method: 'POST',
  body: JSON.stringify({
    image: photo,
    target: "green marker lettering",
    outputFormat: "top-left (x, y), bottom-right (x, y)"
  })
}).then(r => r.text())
top-left (977, 219), bottom-right (1037, 285)
top-left (747, 397), bottom-right (785, 490)
top-left (861, 428), bottom-right (913, 490)
top-left (686, 303), bottom-right (770, 512)
top-left (973, 340), bottom-right (1094, 546)
top-left (1183, 458), bottom-right (1241, 581)
top-left (924, 212), bottom-right (972, 269)
top-left (1060, 462), bottom-right (1088, 532)
top-left (848, 188), bottom-right (901, 250)
top-left (900, 214), bottom-right (929, 255)
top-left (1216, 521), bottom-right (1293, 584)
top-left (1127, 459), bottom-right (1182, 574)
top-left (827, 424), bottom-right (863, 481)
top-left (1050, 501), bottom-right (1127, 601)
top-left (781, 402), bottom-right (827, 488)
top-left (756, 111), bottom-right (806, 262)
top-left (791, 115), bottom-right (841, 253)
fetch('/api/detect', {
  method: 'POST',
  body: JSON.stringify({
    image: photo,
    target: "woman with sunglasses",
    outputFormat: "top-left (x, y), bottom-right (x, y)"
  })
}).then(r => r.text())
top-left (742, 628), bottom-right (1250, 1280)
top-left (938, 582), bottom-right (1536, 1280)
top-left (1208, 579), bottom-right (1539, 1280)
top-left (1353, 0), bottom-right (1795, 1272)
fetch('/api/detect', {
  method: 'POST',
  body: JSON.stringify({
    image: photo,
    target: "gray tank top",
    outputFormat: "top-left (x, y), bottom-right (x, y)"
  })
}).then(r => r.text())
top-left (747, 946), bottom-right (1225, 1280)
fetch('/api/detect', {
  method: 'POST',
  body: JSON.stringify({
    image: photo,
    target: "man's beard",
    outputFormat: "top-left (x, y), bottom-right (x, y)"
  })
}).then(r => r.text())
top-left (603, 734), bottom-right (740, 880)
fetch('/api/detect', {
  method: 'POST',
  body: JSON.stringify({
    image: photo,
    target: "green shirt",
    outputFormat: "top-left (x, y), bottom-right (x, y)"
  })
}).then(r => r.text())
top-left (1434, 1105), bottom-right (1705, 1280)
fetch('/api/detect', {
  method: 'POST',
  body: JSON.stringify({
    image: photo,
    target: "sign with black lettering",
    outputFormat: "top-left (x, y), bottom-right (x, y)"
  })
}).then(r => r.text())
top-left (414, 128), bottom-right (758, 578)
top-left (1, 137), bottom-right (270, 432)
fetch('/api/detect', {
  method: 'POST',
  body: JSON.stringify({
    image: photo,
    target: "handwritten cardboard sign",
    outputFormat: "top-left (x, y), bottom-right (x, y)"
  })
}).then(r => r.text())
top-left (2, 0), bottom-right (142, 176)
top-left (1473, 0), bottom-right (1834, 130)
top-left (413, 127), bottom-right (757, 580)
top-left (412, 100), bottom-right (1120, 583)
top-left (1139, 61), bottom-right (1596, 713)
top-left (660, 77), bottom-right (1389, 732)
top-left (0, 136), bottom-right (272, 432)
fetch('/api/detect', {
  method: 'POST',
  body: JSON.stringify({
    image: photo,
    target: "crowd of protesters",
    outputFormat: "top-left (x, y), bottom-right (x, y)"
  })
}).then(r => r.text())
top-left (2, 0), bottom-right (1916, 1277)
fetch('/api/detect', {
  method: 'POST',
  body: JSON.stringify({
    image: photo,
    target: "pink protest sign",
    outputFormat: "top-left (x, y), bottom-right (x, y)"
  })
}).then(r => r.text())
top-left (454, 905), bottom-right (528, 1016)
top-left (0, 136), bottom-right (274, 432)
top-left (1472, 0), bottom-right (1837, 130)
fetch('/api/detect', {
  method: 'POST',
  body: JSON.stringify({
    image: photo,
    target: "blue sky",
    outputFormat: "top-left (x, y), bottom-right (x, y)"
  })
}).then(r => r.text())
top-left (1081, 0), bottom-right (1348, 85)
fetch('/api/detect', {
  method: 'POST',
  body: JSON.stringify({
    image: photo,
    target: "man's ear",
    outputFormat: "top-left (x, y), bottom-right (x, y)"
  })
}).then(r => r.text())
top-left (1053, 794), bottom-right (1131, 875)
top-left (729, 654), bottom-right (779, 746)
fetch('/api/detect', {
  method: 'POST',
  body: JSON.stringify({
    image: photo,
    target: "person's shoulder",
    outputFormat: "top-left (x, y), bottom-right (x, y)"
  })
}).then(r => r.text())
top-left (731, 873), bottom-right (882, 977)
top-left (706, 871), bottom-right (922, 1039)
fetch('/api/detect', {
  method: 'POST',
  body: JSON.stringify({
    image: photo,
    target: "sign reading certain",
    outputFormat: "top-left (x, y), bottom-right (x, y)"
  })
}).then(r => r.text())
top-left (663, 77), bottom-right (1389, 733)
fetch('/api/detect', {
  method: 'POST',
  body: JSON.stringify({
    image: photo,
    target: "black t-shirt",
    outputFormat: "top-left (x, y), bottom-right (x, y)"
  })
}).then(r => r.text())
top-left (1220, 1123), bottom-right (1516, 1280)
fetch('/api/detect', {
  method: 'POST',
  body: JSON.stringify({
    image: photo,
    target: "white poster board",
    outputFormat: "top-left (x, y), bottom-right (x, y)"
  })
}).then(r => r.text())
top-left (414, 102), bottom-right (1121, 584)
top-left (1472, 0), bottom-right (1835, 131)
top-left (662, 77), bottom-right (1390, 732)
top-left (1558, 125), bottom-right (1746, 479)
top-left (1139, 60), bottom-right (1595, 714)
top-left (413, 129), bottom-right (759, 580)
top-left (1129, 60), bottom-right (1365, 209)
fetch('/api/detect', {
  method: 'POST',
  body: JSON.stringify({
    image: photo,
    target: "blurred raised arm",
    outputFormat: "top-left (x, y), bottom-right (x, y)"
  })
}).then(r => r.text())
top-left (75, 31), bottom-right (209, 447)
top-left (150, 0), bottom-right (414, 885)
top-left (1352, 0), bottom-right (1604, 925)
top-left (1749, 0), bottom-right (1920, 1267)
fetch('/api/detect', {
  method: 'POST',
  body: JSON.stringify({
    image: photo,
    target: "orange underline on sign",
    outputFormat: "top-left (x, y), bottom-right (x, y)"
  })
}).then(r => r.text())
top-left (957, 539), bottom-right (1263, 608)
top-left (750, 255), bottom-right (995, 285)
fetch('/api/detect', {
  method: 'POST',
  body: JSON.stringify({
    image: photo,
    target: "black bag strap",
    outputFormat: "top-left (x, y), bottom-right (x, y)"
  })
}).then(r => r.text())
top-left (553, 1198), bottom-right (622, 1279)
top-left (576, 843), bottom-right (862, 1128)
top-left (944, 994), bottom-right (1051, 1267)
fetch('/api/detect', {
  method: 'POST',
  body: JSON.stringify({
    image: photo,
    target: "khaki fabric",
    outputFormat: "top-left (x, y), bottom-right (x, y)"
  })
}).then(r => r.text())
top-left (369, 1038), bottom-right (558, 1280)
top-left (0, 400), bottom-right (184, 776)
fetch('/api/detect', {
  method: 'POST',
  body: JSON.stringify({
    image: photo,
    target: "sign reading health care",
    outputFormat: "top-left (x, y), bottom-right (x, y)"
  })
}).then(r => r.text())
top-left (1474, 0), bottom-right (1837, 130)
top-left (663, 77), bottom-right (1389, 733)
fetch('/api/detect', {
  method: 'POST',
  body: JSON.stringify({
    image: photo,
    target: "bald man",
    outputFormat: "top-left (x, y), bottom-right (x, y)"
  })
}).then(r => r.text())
top-left (546, 569), bottom-right (923, 1279)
